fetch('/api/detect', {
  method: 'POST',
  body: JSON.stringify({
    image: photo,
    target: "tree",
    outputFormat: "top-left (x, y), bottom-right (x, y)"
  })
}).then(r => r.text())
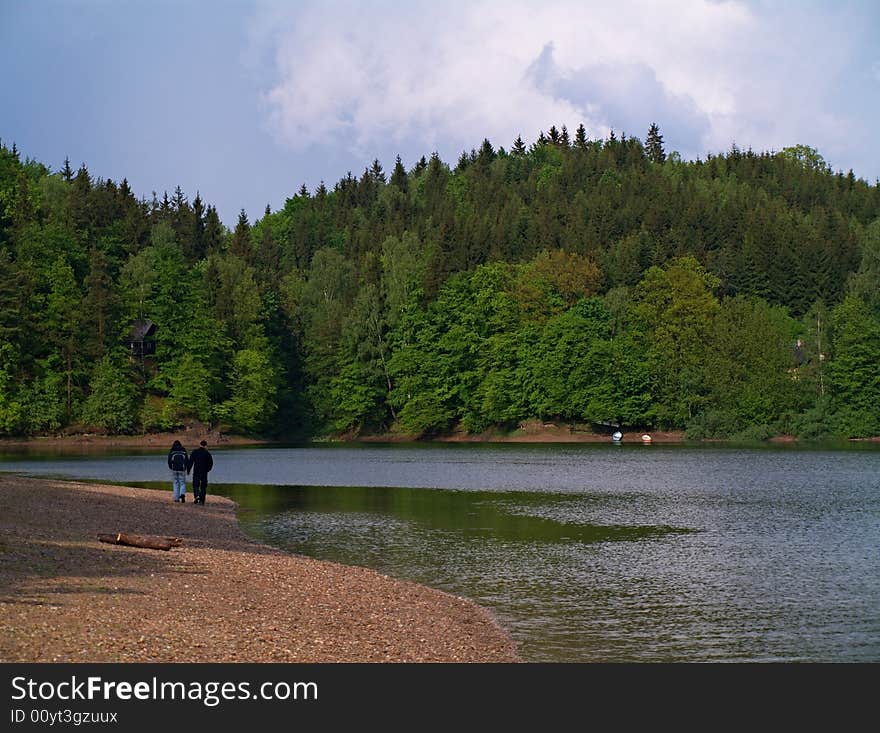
top-left (229, 209), bottom-right (252, 261)
top-left (780, 144), bottom-right (827, 173)
top-left (217, 344), bottom-right (279, 433)
top-left (828, 296), bottom-right (880, 436)
top-left (390, 155), bottom-right (408, 193)
top-left (700, 296), bottom-right (800, 434)
top-left (44, 255), bottom-right (82, 421)
top-left (168, 353), bottom-right (213, 422)
top-left (186, 192), bottom-right (207, 261)
top-left (80, 353), bottom-right (139, 433)
top-left (645, 123), bottom-right (666, 164)
top-left (847, 218), bottom-right (880, 313)
top-left (82, 246), bottom-right (117, 359)
top-left (515, 249), bottom-right (601, 320)
top-left (204, 205), bottom-right (225, 254)
top-left (632, 257), bottom-right (720, 426)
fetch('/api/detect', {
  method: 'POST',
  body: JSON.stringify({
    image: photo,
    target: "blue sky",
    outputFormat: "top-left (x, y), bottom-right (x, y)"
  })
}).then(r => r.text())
top-left (2, 0), bottom-right (878, 227)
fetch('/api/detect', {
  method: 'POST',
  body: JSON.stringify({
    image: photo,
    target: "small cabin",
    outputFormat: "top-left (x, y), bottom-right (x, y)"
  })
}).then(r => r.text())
top-left (126, 318), bottom-right (157, 358)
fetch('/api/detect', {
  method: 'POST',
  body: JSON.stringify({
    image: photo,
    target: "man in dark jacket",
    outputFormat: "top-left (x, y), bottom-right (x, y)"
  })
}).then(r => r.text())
top-left (187, 440), bottom-right (213, 505)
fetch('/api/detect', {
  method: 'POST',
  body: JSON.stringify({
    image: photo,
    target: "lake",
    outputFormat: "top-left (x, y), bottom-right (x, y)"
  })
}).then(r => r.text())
top-left (2, 442), bottom-right (878, 662)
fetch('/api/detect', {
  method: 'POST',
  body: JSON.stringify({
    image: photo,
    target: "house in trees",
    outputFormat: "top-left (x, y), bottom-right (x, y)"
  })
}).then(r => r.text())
top-left (126, 318), bottom-right (157, 359)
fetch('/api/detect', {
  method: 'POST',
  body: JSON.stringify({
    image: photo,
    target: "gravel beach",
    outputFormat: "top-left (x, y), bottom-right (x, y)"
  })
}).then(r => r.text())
top-left (0, 475), bottom-right (519, 663)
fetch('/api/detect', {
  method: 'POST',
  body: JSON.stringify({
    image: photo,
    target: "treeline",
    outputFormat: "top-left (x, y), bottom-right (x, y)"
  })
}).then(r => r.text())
top-left (0, 124), bottom-right (878, 440)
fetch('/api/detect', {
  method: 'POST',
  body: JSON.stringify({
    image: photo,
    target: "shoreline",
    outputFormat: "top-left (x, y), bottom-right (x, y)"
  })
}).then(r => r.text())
top-left (0, 475), bottom-right (519, 663)
top-left (0, 422), bottom-right (687, 449)
top-left (2, 422), bottom-right (877, 452)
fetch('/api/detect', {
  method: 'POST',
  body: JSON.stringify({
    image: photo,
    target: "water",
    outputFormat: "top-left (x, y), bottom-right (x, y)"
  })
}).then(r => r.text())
top-left (2, 442), bottom-right (878, 662)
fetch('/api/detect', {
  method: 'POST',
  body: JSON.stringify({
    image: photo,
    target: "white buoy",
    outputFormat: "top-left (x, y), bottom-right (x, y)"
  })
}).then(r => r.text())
top-left (641, 434), bottom-right (652, 443)
top-left (612, 431), bottom-right (622, 442)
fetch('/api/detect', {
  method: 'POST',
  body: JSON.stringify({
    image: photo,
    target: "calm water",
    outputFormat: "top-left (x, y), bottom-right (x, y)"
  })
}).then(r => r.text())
top-left (2, 442), bottom-right (878, 662)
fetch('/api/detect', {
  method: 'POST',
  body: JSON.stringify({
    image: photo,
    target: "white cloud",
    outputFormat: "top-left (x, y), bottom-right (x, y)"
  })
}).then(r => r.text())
top-left (251, 0), bottom-right (863, 167)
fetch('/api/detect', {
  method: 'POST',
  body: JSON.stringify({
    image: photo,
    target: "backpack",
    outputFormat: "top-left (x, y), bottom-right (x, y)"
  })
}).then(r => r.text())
top-left (170, 450), bottom-right (187, 471)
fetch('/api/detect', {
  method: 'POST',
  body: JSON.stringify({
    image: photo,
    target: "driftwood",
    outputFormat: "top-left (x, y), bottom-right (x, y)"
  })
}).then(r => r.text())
top-left (97, 533), bottom-right (183, 551)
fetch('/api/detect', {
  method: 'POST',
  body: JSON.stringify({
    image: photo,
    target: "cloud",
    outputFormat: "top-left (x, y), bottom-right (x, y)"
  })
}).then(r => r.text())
top-left (251, 0), bottom-right (870, 171)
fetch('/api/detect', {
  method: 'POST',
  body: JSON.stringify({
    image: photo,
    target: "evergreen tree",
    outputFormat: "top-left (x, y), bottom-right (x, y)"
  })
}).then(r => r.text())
top-left (645, 123), bottom-right (666, 164)
top-left (370, 159), bottom-right (386, 184)
top-left (187, 192), bottom-right (207, 261)
top-left (512, 136), bottom-right (527, 156)
top-left (390, 155), bottom-right (408, 192)
top-left (204, 205), bottom-right (224, 254)
top-left (229, 209), bottom-right (252, 261)
top-left (412, 156), bottom-right (428, 176)
top-left (560, 125), bottom-right (571, 147)
top-left (82, 246), bottom-right (117, 359)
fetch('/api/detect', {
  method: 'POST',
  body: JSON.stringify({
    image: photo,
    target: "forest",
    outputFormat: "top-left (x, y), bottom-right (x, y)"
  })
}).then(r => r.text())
top-left (1, 123), bottom-right (879, 441)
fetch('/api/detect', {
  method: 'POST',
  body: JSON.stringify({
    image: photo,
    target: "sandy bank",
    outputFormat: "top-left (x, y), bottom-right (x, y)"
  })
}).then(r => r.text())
top-left (0, 475), bottom-right (518, 663)
top-left (0, 429), bottom-right (264, 450)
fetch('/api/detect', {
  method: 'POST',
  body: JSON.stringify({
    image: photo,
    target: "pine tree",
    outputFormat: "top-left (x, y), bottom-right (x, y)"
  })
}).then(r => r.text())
top-left (62, 157), bottom-right (73, 182)
top-left (512, 135), bottom-right (527, 156)
top-left (560, 125), bottom-right (571, 147)
top-left (187, 192), bottom-right (207, 261)
top-left (412, 156), bottom-right (428, 176)
top-left (256, 217), bottom-right (281, 282)
top-left (476, 139), bottom-right (495, 169)
top-left (390, 155), bottom-right (408, 192)
top-left (229, 209), bottom-right (252, 261)
top-left (82, 246), bottom-right (117, 359)
top-left (69, 164), bottom-right (94, 234)
top-left (645, 122), bottom-right (666, 164)
top-left (204, 205), bottom-right (224, 254)
top-left (574, 124), bottom-right (588, 150)
top-left (12, 170), bottom-right (34, 229)
top-left (370, 159), bottom-right (386, 184)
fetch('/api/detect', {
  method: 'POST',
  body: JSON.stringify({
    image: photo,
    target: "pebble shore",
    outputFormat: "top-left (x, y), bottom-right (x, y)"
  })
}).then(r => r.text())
top-left (0, 475), bottom-right (519, 663)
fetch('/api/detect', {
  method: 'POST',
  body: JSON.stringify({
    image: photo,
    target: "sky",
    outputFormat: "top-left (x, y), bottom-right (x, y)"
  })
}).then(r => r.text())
top-left (1, 0), bottom-right (878, 227)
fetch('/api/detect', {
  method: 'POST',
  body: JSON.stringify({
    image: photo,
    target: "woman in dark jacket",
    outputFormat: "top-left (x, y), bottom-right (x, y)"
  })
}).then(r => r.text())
top-left (167, 440), bottom-right (189, 502)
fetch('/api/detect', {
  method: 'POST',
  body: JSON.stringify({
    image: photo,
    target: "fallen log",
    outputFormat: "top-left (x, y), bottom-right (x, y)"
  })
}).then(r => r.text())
top-left (97, 532), bottom-right (181, 551)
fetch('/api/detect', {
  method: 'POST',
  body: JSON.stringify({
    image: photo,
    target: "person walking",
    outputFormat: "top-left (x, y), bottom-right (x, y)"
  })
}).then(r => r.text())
top-left (167, 440), bottom-right (189, 503)
top-left (188, 439), bottom-right (214, 505)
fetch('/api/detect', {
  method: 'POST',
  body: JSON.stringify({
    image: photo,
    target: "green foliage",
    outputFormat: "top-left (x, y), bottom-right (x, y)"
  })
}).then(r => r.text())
top-left (2, 134), bottom-right (879, 440)
top-left (168, 354), bottom-right (214, 422)
top-left (216, 345), bottom-right (279, 434)
top-left (847, 218), bottom-right (880, 314)
top-left (632, 258), bottom-right (720, 426)
top-left (828, 296), bottom-right (880, 436)
top-left (699, 296), bottom-right (801, 434)
top-left (80, 353), bottom-right (139, 433)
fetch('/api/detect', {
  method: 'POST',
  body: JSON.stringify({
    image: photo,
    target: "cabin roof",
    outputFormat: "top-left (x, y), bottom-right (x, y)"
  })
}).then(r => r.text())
top-left (127, 318), bottom-right (157, 342)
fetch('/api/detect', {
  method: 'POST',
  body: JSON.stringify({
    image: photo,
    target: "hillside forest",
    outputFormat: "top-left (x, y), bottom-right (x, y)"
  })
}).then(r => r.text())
top-left (1, 123), bottom-right (879, 441)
